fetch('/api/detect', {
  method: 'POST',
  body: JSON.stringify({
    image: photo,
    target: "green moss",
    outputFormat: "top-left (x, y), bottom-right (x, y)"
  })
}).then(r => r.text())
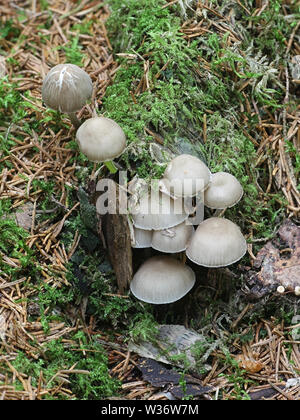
top-left (68, 248), bottom-right (152, 328)
top-left (9, 334), bottom-right (120, 400)
top-left (61, 35), bottom-right (87, 66)
top-left (0, 77), bottom-right (27, 124)
top-left (103, 0), bottom-right (287, 241)
top-left (0, 19), bottom-right (21, 41)
top-left (0, 200), bottom-right (38, 279)
top-left (246, 0), bottom-right (300, 56)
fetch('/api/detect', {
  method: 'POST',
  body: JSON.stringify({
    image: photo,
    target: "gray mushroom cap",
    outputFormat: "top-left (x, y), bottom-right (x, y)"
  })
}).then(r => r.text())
top-left (204, 172), bottom-right (243, 209)
top-left (76, 117), bottom-right (126, 162)
top-left (161, 154), bottom-right (211, 198)
top-left (42, 63), bottom-right (93, 113)
top-left (128, 189), bottom-right (189, 231)
top-left (130, 256), bottom-right (196, 304)
top-left (186, 217), bottom-right (247, 267)
top-left (132, 227), bottom-right (153, 248)
top-left (151, 221), bottom-right (194, 253)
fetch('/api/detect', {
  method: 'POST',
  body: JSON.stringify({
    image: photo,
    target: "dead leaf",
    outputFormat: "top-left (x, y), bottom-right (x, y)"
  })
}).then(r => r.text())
top-left (14, 203), bottom-right (34, 231)
top-left (235, 354), bottom-right (264, 373)
top-left (128, 324), bottom-right (215, 372)
top-left (246, 220), bottom-right (300, 297)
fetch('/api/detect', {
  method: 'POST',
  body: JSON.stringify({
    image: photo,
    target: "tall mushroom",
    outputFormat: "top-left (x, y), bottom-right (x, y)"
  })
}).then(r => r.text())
top-left (130, 256), bottom-right (195, 304)
top-left (76, 116), bottom-right (126, 173)
top-left (42, 63), bottom-right (93, 128)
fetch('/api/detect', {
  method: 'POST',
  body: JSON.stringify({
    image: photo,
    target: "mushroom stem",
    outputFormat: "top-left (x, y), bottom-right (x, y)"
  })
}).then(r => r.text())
top-left (67, 112), bottom-right (81, 129)
top-left (213, 208), bottom-right (226, 217)
top-left (104, 160), bottom-right (118, 174)
top-left (179, 252), bottom-right (187, 264)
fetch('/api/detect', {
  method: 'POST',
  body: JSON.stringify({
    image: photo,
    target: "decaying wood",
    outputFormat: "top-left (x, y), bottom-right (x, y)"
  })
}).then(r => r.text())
top-left (102, 182), bottom-right (133, 294)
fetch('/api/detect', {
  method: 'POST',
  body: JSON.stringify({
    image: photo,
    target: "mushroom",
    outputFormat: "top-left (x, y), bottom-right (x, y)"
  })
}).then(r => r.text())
top-left (160, 154), bottom-right (211, 198)
top-left (76, 116), bottom-right (126, 173)
top-left (130, 255), bottom-right (195, 304)
top-left (132, 227), bottom-right (153, 248)
top-left (186, 217), bottom-right (247, 267)
top-left (277, 285), bottom-right (285, 294)
top-left (128, 188), bottom-right (189, 231)
top-left (42, 63), bottom-right (93, 128)
top-left (151, 221), bottom-right (194, 253)
top-left (204, 172), bottom-right (243, 210)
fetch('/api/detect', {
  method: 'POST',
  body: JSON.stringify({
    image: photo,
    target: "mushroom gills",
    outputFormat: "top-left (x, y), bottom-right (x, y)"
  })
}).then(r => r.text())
top-left (130, 256), bottom-right (196, 304)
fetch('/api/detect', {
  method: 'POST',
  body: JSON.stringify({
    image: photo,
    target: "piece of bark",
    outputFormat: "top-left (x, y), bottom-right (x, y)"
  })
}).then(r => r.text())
top-left (102, 181), bottom-right (132, 294)
top-left (137, 357), bottom-right (212, 399)
top-left (248, 386), bottom-right (285, 400)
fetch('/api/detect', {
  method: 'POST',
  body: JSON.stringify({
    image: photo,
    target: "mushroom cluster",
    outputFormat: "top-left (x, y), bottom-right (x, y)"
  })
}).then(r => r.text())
top-left (129, 153), bottom-right (247, 304)
top-left (41, 65), bottom-right (246, 306)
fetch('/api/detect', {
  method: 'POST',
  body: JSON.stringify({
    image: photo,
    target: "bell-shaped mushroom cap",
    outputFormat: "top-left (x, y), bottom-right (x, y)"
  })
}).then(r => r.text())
top-left (128, 189), bottom-right (189, 231)
top-left (204, 172), bottom-right (243, 209)
top-left (132, 227), bottom-right (153, 248)
top-left (76, 117), bottom-right (126, 162)
top-left (186, 217), bottom-right (247, 267)
top-left (161, 154), bottom-right (211, 197)
top-left (130, 256), bottom-right (196, 304)
top-left (42, 64), bottom-right (92, 113)
top-left (151, 221), bottom-right (194, 253)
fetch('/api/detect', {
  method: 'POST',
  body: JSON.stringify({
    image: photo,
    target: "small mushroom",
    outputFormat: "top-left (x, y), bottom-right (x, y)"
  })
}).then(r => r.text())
top-left (128, 189), bottom-right (189, 231)
top-left (186, 217), bottom-right (247, 267)
top-left (42, 63), bottom-right (93, 128)
top-left (277, 285), bottom-right (285, 294)
top-left (130, 255), bottom-right (195, 304)
top-left (160, 154), bottom-right (211, 198)
top-left (151, 221), bottom-right (194, 253)
top-left (204, 172), bottom-right (243, 209)
top-left (76, 116), bottom-right (126, 173)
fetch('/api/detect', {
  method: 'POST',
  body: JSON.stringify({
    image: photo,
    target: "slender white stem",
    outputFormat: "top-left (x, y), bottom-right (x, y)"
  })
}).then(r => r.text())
top-left (213, 208), bottom-right (227, 217)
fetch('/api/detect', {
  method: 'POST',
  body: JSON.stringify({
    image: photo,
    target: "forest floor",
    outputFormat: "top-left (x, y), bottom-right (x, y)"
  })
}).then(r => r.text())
top-left (0, 0), bottom-right (299, 400)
